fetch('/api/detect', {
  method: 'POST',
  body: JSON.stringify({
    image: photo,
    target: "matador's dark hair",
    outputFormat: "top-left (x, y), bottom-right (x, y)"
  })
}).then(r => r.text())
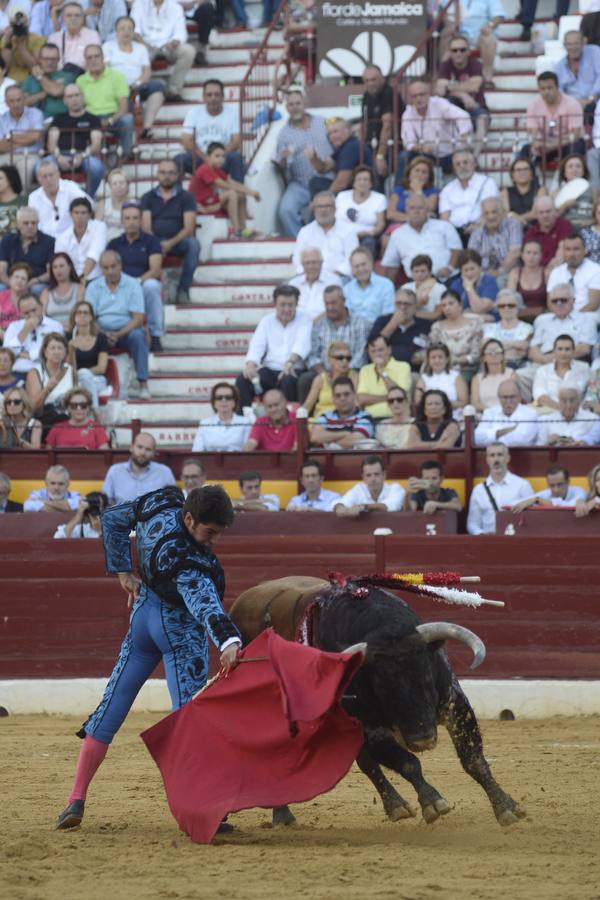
top-left (183, 485), bottom-right (234, 527)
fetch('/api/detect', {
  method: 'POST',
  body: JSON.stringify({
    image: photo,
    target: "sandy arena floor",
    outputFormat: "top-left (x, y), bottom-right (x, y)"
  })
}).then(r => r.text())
top-left (1, 713), bottom-right (599, 900)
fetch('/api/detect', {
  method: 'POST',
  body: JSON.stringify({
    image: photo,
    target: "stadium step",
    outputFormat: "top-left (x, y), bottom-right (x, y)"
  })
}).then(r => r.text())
top-left (163, 328), bottom-right (253, 351)
top-left (210, 238), bottom-right (294, 262)
top-left (150, 351), bottom-right (244, 375)
top-left (170, 284), bottom-right (277, 305)
top-left (194, 260), bottom-right (296, 283)
top-left (147, 374), bottom-right (234, 400)
top-left (165, 305), bottom-right (271, 327)
top-left (112, 399), bottom-right (213, 423)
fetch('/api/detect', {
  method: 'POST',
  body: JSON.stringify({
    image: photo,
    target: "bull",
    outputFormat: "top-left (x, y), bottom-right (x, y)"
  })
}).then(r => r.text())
top-left (230, 576), bottom-right (526, 828)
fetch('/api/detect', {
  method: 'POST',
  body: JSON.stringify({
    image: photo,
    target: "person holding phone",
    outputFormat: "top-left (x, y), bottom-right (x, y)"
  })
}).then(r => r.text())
top-left (405, 460), bottom-right (462, 515)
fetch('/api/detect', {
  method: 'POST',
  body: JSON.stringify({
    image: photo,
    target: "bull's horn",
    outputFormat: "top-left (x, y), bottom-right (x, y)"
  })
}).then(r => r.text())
top-left (416, 623), bottom-right (486, 670)
top-left (342, 642), bottom-right (367, 658)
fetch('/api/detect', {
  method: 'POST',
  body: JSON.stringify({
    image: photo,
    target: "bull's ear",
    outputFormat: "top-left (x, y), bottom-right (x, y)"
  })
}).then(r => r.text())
top-left (426, 639), bottom-right (446, 654)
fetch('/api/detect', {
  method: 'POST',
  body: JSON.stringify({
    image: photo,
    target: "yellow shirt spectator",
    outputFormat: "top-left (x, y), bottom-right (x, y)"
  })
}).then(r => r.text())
top-left (357, 357), bottom-right (411, 418)
top-left (1, 32), bottom-right (45, 81)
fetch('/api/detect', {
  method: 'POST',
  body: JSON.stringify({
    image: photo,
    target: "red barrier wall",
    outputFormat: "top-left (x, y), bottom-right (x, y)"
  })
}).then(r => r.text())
top-left (2, 532), bottom-right (599, 681)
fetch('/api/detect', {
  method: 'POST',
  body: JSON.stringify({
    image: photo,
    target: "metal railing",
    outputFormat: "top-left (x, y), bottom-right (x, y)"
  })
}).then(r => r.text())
top-left (239, 0), bottom-right (288, 166)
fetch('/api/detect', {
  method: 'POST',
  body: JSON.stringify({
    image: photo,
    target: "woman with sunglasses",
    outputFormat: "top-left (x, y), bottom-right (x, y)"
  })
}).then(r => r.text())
top-left (384, 155), bottom-right (438, 233)
top-left (191, 381), bottom-right (250, 452)
top-left (40, 253), bottom-right (85, 327)
top-left (66, 301), bottom-right (108, 408)
top-left (500, 158), bottom-right (546, 226)
top-left (506, 239), bottom-right (547, 322)
top-left (415, 343), bottom-right (468, 412)
top-left (484, 289), bottom-right (533, 368)
top-left (375, 386), bottom-right (413, 449)
top-left (581, 198), bottom-right (600, 264)
top-left (45, 387), bottom-right (110, 449)
top-left (470, 338), bottom-right (518, 412)
top-left (429, 290), bottom-right (483, 381)
top-left (0, 386), bottom-right (42, 449)
top-left (407, 389), bottom-right (461, 449)
top-left (95, 169), bottom-right (132, 241)
top-left (300, 340), bottom-right (357, 417)
top-left (551, 154), bottom-right (593, 229)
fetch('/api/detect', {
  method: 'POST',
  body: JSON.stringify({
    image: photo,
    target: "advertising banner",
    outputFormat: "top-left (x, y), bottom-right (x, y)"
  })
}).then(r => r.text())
top-left (317, 1), bottom-right (428, 79)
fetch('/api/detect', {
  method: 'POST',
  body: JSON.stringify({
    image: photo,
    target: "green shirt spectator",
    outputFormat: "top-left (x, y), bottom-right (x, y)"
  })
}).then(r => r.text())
top-left (76, 64), bottom-right (128, 117)
top-left (22, 41), bottom-right (75, 119)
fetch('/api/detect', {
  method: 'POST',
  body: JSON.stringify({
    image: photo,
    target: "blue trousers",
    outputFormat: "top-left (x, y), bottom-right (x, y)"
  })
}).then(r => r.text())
top-left (116, 327), bottom-right (149, 382)
top-left (169, 237), bottom-right (200, 290)
top-left (84, 588), bottom-right (210, 744)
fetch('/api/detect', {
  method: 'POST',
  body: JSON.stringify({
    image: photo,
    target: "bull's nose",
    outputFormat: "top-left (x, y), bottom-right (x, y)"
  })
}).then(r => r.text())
top-left (409, 736), bottom-right (438, 752)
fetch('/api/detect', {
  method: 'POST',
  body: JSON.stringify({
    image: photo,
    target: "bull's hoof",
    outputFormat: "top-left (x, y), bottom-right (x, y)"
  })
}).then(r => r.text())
top-left (497, 805), bottom-right (526, 827)
top-left (272, 806), bottom-right (297, 827)
top-left (385, 801), bottom-right (416, 822)
top-left (422, 798), bottom-right (452, 824)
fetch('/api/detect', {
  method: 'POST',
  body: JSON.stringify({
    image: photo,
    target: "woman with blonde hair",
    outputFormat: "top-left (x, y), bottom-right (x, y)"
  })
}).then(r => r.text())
top-left (470, 338), bottom-right (518, 412)
top-left (575, 464), bottom-right (600, 517)
top-left (301, 340), bottom-right (358, 417)
top-left (0, 386), bottom-right (42, 448)
top-left (95, 169), bottom-right (131, 240)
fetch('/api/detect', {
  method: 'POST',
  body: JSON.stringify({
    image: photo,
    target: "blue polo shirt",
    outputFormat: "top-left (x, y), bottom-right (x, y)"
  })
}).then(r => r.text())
top-left (343, 272), bottom-right (395, 323)
top-left (140, 186), bottom-right (196, 240)
top-left (108, 231), bottom-right (163, 278)
top-left (0, 230), bottom-right (55, 277)
top-left (86, 272), bottom-right (144, 331)
top-left (333, 135), bottom-right (373, 173)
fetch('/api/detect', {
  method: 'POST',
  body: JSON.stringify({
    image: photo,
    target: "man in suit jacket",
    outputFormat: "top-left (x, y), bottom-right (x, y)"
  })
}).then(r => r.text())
top-left (0, 472), bottom-right (22, 512)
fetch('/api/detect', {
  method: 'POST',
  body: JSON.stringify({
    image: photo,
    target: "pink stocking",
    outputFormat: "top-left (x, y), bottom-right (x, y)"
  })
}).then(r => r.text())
top-left (68, 735), bottom-right (109, 802)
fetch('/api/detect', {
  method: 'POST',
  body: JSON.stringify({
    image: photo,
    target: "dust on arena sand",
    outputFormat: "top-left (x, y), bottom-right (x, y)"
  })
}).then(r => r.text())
top-left (1, 714), bottom-right (599, 900)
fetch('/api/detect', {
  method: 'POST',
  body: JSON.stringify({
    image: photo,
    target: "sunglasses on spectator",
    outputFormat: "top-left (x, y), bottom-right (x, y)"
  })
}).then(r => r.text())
top-left (450, 46), bottom-right (468, 52)
top-left (214, 393), bottom-right (235, 401)
top-left (550, 297), bottom-right (570, 304)
top-left (5, 398), bottom-right (22, 405)
top-left (497, 303), bottom-right (517, 309)
top-left (388, 396), bottom-right (406, 403)
top-left (69, 401), bottom-right (89, 409)
top-left (331, 353), bottom-right (352, 361)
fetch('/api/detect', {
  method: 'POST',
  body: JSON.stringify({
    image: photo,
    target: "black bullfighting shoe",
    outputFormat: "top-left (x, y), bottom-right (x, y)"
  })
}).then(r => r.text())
top-left (56, 800), bottom-right (85, 830)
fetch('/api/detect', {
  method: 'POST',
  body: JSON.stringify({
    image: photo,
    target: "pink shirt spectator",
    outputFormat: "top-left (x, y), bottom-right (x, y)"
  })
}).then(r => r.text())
top-left (48, 27), bottom-right (101, 69)
top-left (248, 410), bottom-right (297, 451)
top-left (401, 96), bottom-right (472, 157)
top-left (526, 94), bottom-right (583, 137)
top-left (0, 289), bottom-right (19, 332)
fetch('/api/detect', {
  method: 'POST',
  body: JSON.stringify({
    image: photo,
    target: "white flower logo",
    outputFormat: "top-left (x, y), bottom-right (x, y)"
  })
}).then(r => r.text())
top-left (319, 31), bottom-right (426, 78)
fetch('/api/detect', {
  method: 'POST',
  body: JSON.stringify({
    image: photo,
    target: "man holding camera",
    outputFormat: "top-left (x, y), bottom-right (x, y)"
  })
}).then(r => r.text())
top-left (405, 460), bottom-right (462, 515)
top-left (0, 12), bottom-right (45, 81)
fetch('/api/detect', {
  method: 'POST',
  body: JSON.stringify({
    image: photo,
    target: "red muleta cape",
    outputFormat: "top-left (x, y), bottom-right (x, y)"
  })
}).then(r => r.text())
top-left (141, 629), bottom-right (365, 843)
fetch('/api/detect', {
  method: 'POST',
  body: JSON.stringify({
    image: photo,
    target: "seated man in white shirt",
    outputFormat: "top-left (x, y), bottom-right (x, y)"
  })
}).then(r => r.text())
top-left (28, 157), bottom-right (90, 238)
top-left (3, 292), bottom-right (63, 373)
top-left (289, 247), bottom-right (339, 320)
top-left (55, 196), bottom-right (107, 281)
top-left (235, 284), bottom-right (312, 409)
top-left (439, 149), bottom-right (499, 238)
top-left (474, 380), bottom-right (538, 446)
top-left (546, 233), bottom-right (600, 315)
top-left (512, 465), bottom-right (588, 514)
top-left (129, 0), bottom-right (194, 102)
top-left (293, 191), bottom-right (358, 279)
top-left (232, 470), bottom-right (280, 512)
top-left (333, 454), bottom-right (405, 517)
top-left (467, 442), bottom-right (533, 534)
top-left (23, 463), bottom-right (80, 512)
top-left (532, 334), bottom-right (591, 411)
top-left (287, 459), bottom-right (341, 511)
top-left (536, 387), bottom-right (600, 446)
top-left (381, 193), bottom-right (462, 283)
